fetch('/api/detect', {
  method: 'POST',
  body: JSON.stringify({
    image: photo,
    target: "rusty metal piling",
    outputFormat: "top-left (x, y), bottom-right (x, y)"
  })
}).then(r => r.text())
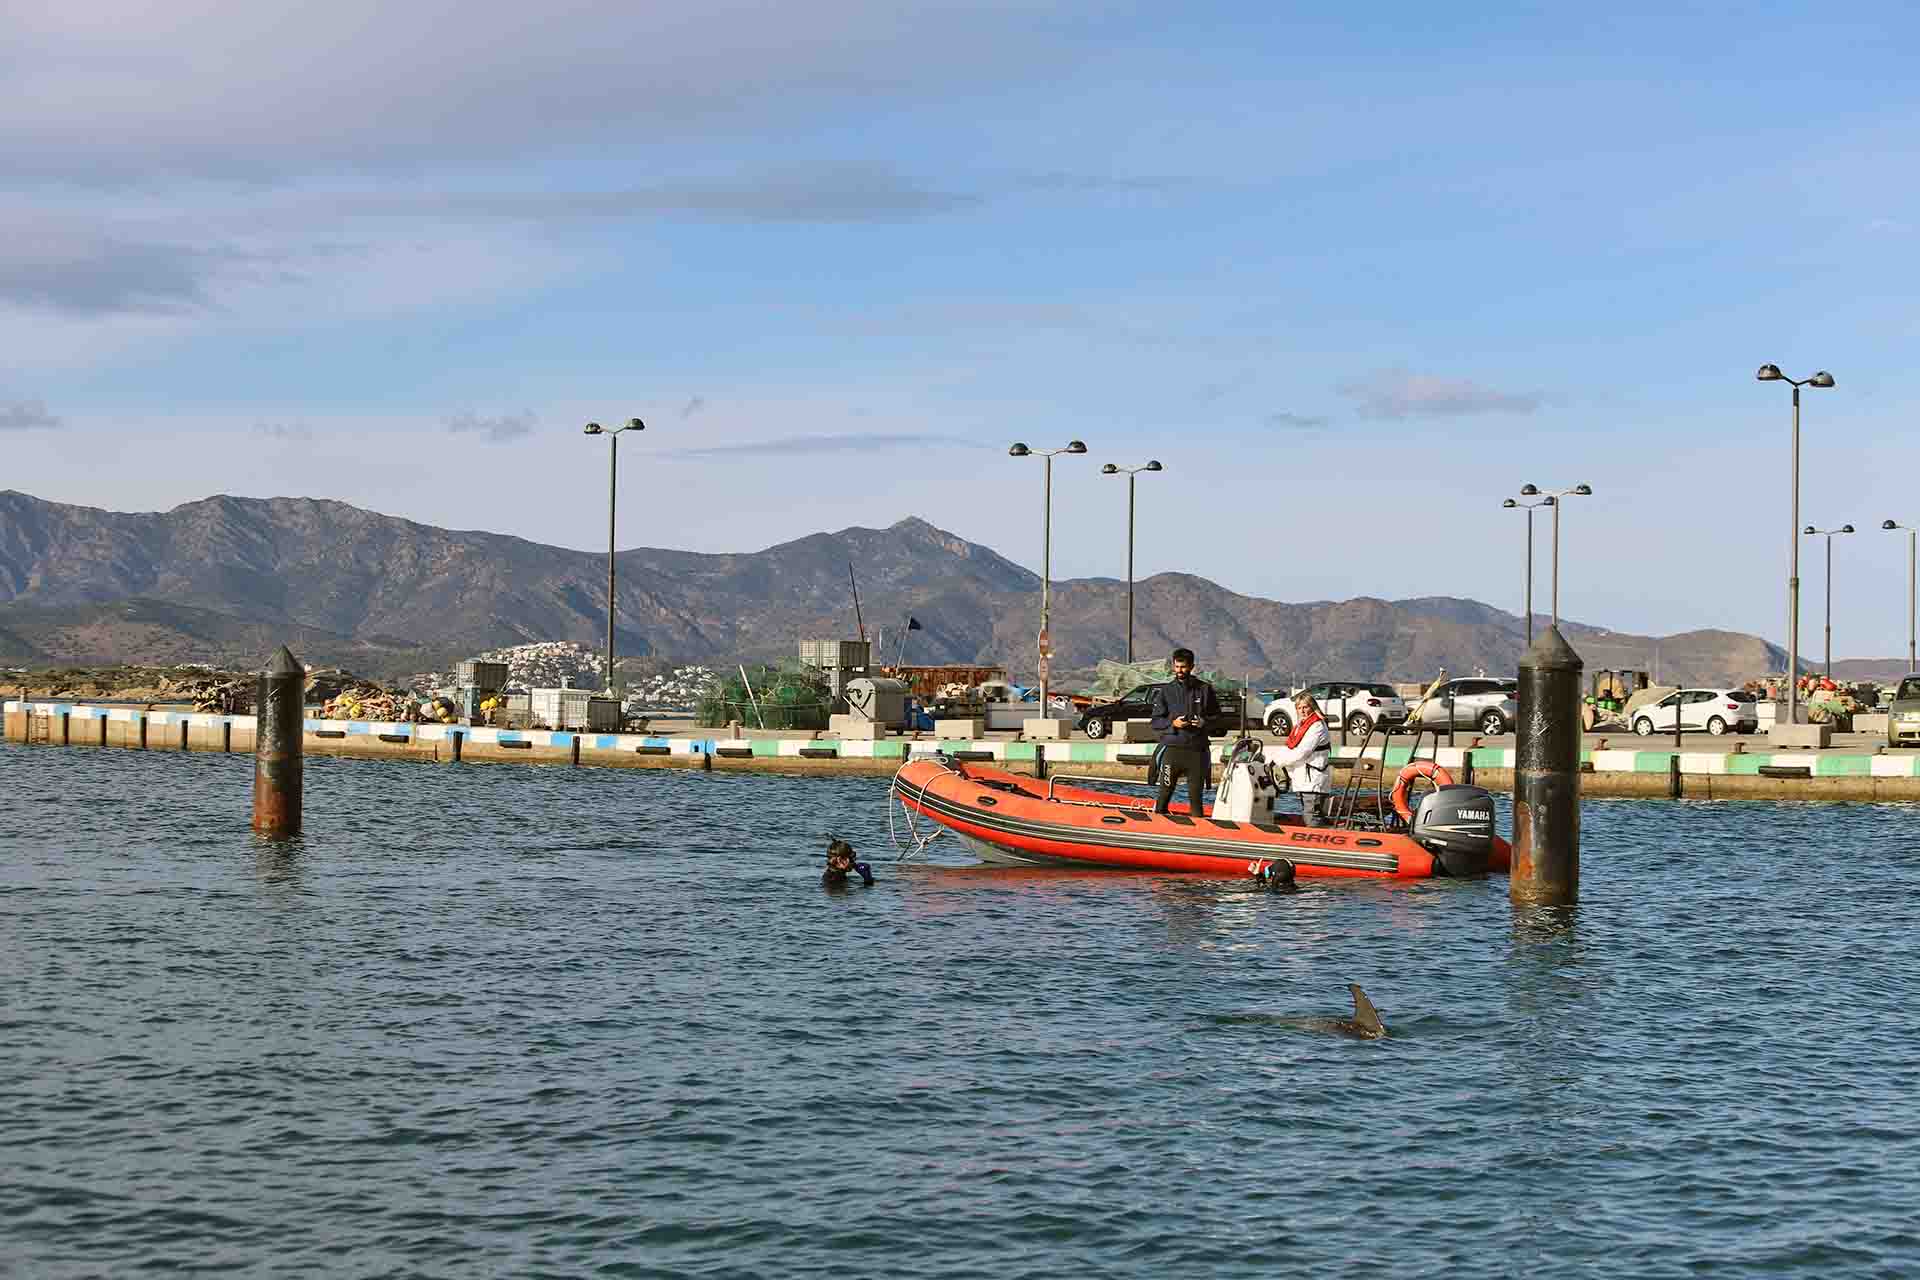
top-left (252, 646), bottom-right (305, 838)
top-left (1512, 626), bottom-right (1582, 906)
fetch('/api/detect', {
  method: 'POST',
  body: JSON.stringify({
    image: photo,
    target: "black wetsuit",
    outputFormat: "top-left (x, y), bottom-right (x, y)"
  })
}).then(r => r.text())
top-left (1149, 676), bottom-right (1221, 816)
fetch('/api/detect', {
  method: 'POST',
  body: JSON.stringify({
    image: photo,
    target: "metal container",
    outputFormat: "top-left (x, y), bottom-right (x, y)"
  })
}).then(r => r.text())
top-left (798, 639), bottom-right (871, 671)
top-left (985, 700), bottom-right (1036, 732)
top-left (455, 660), bottom-right (510, 691)
top-left (843, 676), bottom-right (909, 727)
top-left (531, 686), bottom-right (622, 731)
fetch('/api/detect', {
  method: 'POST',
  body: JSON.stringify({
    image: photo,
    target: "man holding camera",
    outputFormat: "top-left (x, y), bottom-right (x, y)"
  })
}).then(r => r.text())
top-left (1149, 647), bottom-right (1222, 817)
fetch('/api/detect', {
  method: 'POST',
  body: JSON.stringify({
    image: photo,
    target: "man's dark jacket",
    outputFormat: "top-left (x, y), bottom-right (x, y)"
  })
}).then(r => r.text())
top-left (1149, 676), bottom-right (1222, 751)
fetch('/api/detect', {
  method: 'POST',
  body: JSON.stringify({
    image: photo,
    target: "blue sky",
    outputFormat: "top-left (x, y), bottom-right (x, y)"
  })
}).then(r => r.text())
top-left (5, 1), bottom-right (1919, 658)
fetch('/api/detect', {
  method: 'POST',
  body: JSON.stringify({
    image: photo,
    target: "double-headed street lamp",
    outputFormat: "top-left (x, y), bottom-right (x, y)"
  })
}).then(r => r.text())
top-left (1520, 482), bottom-right (1592, 630)
top-left (582, 418), bottom-right (646, 696)
top-left (1101, 460), bottom-right (1163, 663)
top-left (1885, 519), bottom-right (1917, 672)
top-left (1756, 364), bottom-right (1835, 726)
top-left (1010, 440), bottom-right (1087, 716)
top-left (1502, 492), bottom-right (1555, 646)
top-left (1802, 524), bottom-right (1854, 678)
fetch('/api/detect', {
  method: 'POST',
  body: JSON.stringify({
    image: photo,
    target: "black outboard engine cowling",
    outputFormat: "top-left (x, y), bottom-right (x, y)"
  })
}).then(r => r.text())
top-left (1411, 784), bottom-right (1496, 876)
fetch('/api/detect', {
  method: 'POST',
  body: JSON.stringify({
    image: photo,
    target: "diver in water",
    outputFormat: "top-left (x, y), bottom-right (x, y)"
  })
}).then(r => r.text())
top-left (823, 838), bottom-right (875, 887)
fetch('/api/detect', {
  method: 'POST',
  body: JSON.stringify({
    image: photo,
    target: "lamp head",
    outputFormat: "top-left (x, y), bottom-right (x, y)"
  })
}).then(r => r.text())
top-left (1841, 524), bottom-right (1855, 534)
top-left (1542, 495), bottom-right (1557, 507)
top-left (626, 417), bottom-right (646, 431)
top-left (1756, 364), bottom-right (1785, 382)
top-left (1101, 463), bottom-right (1119, 475)
top-left (1803, 525), bottom-right (1817, 535)
top-left (1886, 519), bottom-right (1901, 531)
top-left (1503, 498), bottom-right (1518, 509)
top-left (1144, 459), bottom-right (1162, 471)
top-left (1809, 371), bottom-right (1835, 388)
top-left (1008, 443), bottom-right (1030, 457)
top-left (1573, 484), bottom-right (1593, 496)
top-left (1065, 440), bottom-right (1087, 454)
top-left (583, 422), bottom-right (604, 435)
top-left (1520, 483), bottom-right (1539, 496)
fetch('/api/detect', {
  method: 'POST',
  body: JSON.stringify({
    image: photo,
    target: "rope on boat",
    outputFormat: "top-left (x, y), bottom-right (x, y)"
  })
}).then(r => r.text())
top-left (885, 753), bottom-right (958, 861)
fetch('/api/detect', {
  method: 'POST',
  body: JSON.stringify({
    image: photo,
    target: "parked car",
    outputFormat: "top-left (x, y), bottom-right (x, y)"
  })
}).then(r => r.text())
top-left (1077, 683), bottom-right (1247, 740)
top-left (1886, 675), bottom-right (1920, 747)
top-left (1410, 677), bottom-right (1520, 735)
top-left (1264, 680), bottom-right (1409, 737)
top-left (1630, 688), bottom-right (1760, 736)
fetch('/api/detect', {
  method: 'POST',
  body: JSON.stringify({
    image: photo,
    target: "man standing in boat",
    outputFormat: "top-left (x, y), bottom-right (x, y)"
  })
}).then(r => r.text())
top-left (1268, 689), bottom-right (1332, 825)
top-left (1149, 647), bottom-right (1221, 816)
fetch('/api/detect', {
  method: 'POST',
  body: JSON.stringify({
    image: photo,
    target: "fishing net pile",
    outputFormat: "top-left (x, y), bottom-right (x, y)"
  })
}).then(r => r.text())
top-left (697, 662), bottom-right (833, 731)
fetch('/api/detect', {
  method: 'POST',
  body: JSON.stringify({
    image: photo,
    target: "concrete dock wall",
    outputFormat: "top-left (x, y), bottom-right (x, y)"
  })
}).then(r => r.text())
top-left (7, 700), bottom-right (1920, 800)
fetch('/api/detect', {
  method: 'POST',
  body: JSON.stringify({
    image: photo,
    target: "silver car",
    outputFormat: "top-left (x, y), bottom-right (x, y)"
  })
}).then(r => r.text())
top-left (1412, 677), bottom-right (1519, 735)
top-left (1889, 675), bottom-right (1920, 748)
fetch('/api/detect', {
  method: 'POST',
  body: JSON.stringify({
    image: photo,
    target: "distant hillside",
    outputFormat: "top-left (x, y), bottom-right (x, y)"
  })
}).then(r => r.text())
top-left (1832, 657), bottom-right (1917, 681)
top-left (0, 490), bottom-right (1790, 685)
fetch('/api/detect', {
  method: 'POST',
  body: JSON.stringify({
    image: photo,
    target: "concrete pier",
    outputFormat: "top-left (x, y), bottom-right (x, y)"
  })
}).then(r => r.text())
top-left (7, 697), bottom-right (1920, 800)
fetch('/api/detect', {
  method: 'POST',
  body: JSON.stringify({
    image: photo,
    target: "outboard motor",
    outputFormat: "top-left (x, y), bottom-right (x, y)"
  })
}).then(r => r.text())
top-left (1410, 784), bottom-right (1496, 876)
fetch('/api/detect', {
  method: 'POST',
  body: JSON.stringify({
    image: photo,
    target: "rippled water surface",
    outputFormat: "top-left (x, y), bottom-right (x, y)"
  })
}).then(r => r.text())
top-left (3, 743), bottom-right (1918, 1277)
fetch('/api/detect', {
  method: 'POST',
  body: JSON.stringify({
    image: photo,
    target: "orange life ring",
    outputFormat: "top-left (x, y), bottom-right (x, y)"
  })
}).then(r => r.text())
top-left (1390, 759), bottom-right (1455, 823)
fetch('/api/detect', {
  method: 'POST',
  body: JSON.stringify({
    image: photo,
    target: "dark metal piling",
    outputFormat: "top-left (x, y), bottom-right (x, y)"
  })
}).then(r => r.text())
top-left (252, 646), bottom-right (305, 838)
top-left (1512, 626), bottom-right (1583, 906)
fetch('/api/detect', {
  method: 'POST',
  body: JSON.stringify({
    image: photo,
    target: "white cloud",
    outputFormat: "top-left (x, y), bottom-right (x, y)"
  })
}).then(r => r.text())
top-left (1337, 368), bottom-right (1541, 419)
top-left (1267, 410), bottom-right (1329, 431)
top-left (445, 410), bottom-right (538, 442)
top-left (3, 1), bottom-right (1088, 183)
top-left (0, 399), bottom-right (62, 430)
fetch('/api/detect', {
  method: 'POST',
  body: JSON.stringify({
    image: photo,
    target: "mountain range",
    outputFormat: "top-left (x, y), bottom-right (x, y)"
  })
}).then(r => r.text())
top-left (0, 489), bottom-right (1827, 687)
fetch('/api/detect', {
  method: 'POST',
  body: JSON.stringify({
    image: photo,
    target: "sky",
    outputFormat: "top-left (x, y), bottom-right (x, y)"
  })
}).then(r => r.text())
top-left (5, 1), bottom-right (1919, 659)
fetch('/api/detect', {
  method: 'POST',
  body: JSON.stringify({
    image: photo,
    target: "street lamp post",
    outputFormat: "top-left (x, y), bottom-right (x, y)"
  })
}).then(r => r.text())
top-left (1503, 491), bottom-right (1556, 646)
top-left (582, 418), bottom-right (646, 696)
top-left (1756, 364), bottom-right (1835, 726)
top-left (1885, 519), bottom-right (1918, 672)
top-left (1521, 483), bottom-right (1592, 629)
top-left (1009, 440), bottom-right (1087, 716)
top-left (1803, 524), bottom-right (1855, 677)
top-left (1101, 460), bottom-right (1163, 663)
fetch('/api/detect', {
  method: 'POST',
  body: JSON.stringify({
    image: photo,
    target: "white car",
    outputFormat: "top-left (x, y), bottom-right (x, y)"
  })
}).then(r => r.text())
top-left (1631, 688), bottom-right (1761, 737)
top-left (1266, 680), bottom-right (1409, 737)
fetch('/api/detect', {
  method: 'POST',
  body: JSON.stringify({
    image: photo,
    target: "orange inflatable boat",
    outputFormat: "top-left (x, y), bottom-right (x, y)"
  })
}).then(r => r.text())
top-left (890, 753), bottom-right (1510, 880)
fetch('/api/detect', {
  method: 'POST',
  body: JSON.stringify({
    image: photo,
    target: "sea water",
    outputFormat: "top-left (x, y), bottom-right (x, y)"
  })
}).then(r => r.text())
top-left (2, 744), bottom-right (1916, 1277)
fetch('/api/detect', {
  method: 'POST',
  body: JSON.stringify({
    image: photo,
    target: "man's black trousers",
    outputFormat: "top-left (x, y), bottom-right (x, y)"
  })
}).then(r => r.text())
top-left (1153, 746), bottom-right (1211, 816)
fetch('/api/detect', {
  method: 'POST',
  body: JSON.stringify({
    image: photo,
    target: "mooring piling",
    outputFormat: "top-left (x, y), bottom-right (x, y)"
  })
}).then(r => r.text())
top-left (252, 646), bottom-right (305, 838)
top-left (1512, 626), bottom-right (1582, 906)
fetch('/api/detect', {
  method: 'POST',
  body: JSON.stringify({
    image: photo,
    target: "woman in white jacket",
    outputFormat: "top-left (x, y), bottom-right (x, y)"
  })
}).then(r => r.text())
top-left (1267, 691), bottom-right (1333, 826)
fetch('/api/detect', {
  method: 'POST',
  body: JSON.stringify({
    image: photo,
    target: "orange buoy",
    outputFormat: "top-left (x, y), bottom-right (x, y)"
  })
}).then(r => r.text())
top-left (1390, 759), bottom-right (1455, 823)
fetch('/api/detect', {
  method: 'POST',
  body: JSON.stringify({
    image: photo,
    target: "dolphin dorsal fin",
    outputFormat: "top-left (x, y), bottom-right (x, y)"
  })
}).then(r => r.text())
top-left (1348, 983), bottom-right (1385, 1036)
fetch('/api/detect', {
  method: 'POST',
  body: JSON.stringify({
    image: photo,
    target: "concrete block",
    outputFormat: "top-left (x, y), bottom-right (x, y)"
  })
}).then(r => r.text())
top-left (1022, 716), bottom-right (1072, 740)
top-left (1767, 723), bottom-right (1831, 750)
top-left (1120, 718), bottom-right (1158, 743)
top-left (1853, 712), bottom-right (1890, 735)
top-left (935, 718), bottom-right (985, 737)
top-left (829, 714), bottom-right (888, 740)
